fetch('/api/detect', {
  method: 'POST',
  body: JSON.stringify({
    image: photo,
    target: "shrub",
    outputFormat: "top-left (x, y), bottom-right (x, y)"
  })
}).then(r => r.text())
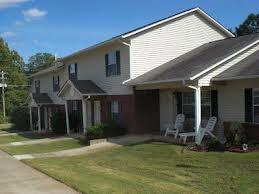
top-left (85, 120), bottom-right (127, 140)
top-left (10, 106), bottom-right (30, 131)
top-left (207, 138), bottom-right (226, 151)
top-left (86, 123), bottom-right (108, 140)
top-left (224, 121), bottom-right (247, 146)
top-left (51, 112), bottom-right (67, 134)
top-left (0, 113), bottom-right (6, 124)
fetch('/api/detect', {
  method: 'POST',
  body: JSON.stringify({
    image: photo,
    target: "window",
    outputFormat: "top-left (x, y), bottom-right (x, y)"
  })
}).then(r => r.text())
top-left (110, 101), bottom-right (123, 124)
top-left (105, 51), bottom-right (120, 76)
top-left (182, 91), bottom-right (211, 119)
top-left (201, 91), bottom-right (211, 119)
top-left (68, 63), bottom-right (77, 80)
top-left (72, 101), bottom-right (78, 111)
top-left (53, 76), bottom-right (60, 92)
top-left (253, 89), bottom-right (259, 123)
top-left (35, 80), bottom-right (40, 93)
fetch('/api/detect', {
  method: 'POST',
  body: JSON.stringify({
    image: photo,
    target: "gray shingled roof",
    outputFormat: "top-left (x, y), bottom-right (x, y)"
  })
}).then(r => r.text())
top-left (213, 49), bottom-right (259, 80)
top-left (32, 93), bottom-right (53, 104)
top-left (71, 80), bottom-right (105, 94)
top-left (126, 33), bottom-right (259, 85)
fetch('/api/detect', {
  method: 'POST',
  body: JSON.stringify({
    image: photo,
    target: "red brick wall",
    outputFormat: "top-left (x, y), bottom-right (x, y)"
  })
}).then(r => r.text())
top-left (95, 90), bottom-right (160, 134)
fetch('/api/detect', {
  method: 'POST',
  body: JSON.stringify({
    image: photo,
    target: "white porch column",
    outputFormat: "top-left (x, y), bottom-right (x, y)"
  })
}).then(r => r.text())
top-left (37, 106), bottom-right (41, 132)
top-left (82, 99), bottom-right (87, 133)
top-left (195, 86), bottom-right (202, 144)
top-left (29, 106), bottom-right (33, 130)
top-left (65, 100), bottom-right (70, 134)
top-left (44, 107), bottom-right (48, 130)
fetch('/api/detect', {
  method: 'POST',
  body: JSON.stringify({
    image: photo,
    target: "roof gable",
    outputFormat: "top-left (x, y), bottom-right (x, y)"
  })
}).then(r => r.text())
top-left (62, 7), bottom-right (234, 61)
top-left (124, 33), bottom-right (259, 85)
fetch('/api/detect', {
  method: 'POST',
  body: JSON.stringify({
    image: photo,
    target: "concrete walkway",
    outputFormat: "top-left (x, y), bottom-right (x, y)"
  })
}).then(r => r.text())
top-left (0, 151), bottom-right (78, 194)
top-left (0, 131), bottom-right (35, 137)
top-left (14, 135), bottom-right (153, 160)
top-left (5, 134), bottom-right (82, 146)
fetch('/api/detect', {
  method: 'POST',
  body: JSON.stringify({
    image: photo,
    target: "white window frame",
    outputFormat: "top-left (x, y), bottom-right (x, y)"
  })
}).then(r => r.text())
top-left (72, 101), bottom-right (78, 111)
top-left (107, 51), bottom-right (118, 76)
top-left (69, 64), bottom-right (76, 74)
top-left (253, 88), bottom-right (259, 123)
top-left (182, 90), bottom-right (211, 119)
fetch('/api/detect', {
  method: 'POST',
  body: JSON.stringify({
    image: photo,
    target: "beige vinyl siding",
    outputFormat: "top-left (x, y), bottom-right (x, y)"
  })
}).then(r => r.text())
top-left (130, 12), bottom-right (228, 79)
top-left (199, 43), bottom-right (259, 86)
top-left (64, 42), bottom-right (132, 95)
top-left (31, 69), bottom-right (66, 104)
top-left (216, 78), bottom-right (259, 122)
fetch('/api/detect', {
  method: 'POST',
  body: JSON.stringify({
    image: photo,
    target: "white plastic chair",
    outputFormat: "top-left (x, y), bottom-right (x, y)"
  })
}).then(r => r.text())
top-left (179, 117), bottom-right (217, 144)
top-left (164, 114), bottom-right (185, 138)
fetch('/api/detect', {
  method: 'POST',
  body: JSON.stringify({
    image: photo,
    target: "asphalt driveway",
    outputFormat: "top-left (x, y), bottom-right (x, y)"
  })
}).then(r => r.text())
top-left (0, 151), bottom-right (78, 194)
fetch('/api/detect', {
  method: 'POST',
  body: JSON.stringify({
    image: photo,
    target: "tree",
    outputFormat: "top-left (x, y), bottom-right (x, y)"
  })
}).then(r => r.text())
top-left (235, 13), bottom-right (259, 36)
top-left (26, 52), bottom-right (55, 74)
top-left (0, 38), bottom-right (28, 117)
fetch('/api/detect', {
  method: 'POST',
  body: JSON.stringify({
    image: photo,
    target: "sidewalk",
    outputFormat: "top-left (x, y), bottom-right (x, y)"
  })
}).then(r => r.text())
top-left (0, 150), bottom-right (78, 194)
top-left (14, 135), bottom-right (153, 160)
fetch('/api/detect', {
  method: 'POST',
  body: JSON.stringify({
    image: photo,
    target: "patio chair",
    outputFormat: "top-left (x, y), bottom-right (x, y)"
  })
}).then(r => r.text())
top-left (164, 114), bottom-right (185, 138)
top-left (179, 117), bottom-right (217, 144)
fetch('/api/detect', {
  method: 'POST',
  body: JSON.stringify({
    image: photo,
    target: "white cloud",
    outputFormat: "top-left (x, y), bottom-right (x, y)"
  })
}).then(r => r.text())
top-left (22, 8), bottom-right (47, 21)
top-left (0, 0), bottom-right (29, 9)
top-left (0, 31), bottom-right (16, 38)
top-left (15, 20), bottom-right (24, 26)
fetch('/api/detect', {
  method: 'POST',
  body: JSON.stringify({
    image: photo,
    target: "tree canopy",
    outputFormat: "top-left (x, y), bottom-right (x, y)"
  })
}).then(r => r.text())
top-left (235, 13), bottom-right (259, 36)
top-left (0, 38), bottom-right (28, 116)
top-left (26, 52), bottom-right (55, 74)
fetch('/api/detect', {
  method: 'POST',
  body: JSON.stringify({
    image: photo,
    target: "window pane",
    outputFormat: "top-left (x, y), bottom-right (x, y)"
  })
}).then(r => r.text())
top-left (202, 91), bottom-right (211, 105)
top-left (254, 106), bottom-right (259, 123)
top-left (183, 105), bottom-right (194, 118)
top-left (182, 92), bottom-right (194, 104)
top-left (108, 52), bottom-right (116, 65)
top-left (69, 64), bottom-right (75, 74)
top-left (107, 64), bottom-right (117, 76)
top-left (112, 101), bottom-right (119, 113)
top-left (202, 105), bottom-right (211, 120)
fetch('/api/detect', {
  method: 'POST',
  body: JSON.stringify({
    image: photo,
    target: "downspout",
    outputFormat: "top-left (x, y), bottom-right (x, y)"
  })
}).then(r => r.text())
top-left (182, 80), bottom-right (202, 145)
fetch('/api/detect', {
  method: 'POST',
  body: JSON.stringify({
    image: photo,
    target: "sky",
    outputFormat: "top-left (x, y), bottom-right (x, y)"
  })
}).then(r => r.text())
top-left (0, 0), bottom-right (258, 62)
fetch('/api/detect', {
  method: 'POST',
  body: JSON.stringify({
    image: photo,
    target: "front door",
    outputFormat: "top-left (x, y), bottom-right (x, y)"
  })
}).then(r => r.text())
top-left (94, 101), bottom-right (101, 125)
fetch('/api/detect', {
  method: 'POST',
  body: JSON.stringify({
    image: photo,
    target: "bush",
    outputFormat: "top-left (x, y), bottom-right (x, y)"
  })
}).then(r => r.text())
top-left (10, 106), bottom-right (30, 131)
top-left (51, 112), bottom-right (67, 135)
top-left (224, 121), bottom-right (247, 146)
top-left (207, 138), bottom-right (226, 151)
top-left (86, 120), bottom-right (127, 140)
top-left (0, 113), bottom-right (6, 124)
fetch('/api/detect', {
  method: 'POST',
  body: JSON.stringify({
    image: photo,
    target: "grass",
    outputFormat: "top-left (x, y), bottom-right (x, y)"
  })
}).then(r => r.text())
top-left (0, 133), bottom-right (57, 144)
top-left (24, 142), bottom-right (259, 194)
top-left (0, 123), bottom-right (15, 132)
top-left (0, 139), bottom-right (86, 155)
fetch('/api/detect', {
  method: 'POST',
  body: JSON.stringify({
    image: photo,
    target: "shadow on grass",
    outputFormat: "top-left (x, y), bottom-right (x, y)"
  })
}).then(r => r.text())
top-left (176, 164), bottom-right (208, 169)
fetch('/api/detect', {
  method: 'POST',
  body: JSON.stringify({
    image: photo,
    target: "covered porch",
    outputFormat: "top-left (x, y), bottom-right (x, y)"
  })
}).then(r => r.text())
top-left (135, 80), bottom-right (219, 144)
top-left (58, 79), bottom-right (106, 134)
top-left (28, 93), bottom-right (60, 132)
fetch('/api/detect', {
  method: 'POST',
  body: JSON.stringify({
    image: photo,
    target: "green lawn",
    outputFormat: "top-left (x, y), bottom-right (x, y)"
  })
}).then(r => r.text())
top-left (0, 133), bottom-right (57, 144)
top-left (0, 139), bottom-right (86, 155)
top-left (0, 123), bottom-right (15, 132)
top-left (24, 142), bottom-right (259, 194)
